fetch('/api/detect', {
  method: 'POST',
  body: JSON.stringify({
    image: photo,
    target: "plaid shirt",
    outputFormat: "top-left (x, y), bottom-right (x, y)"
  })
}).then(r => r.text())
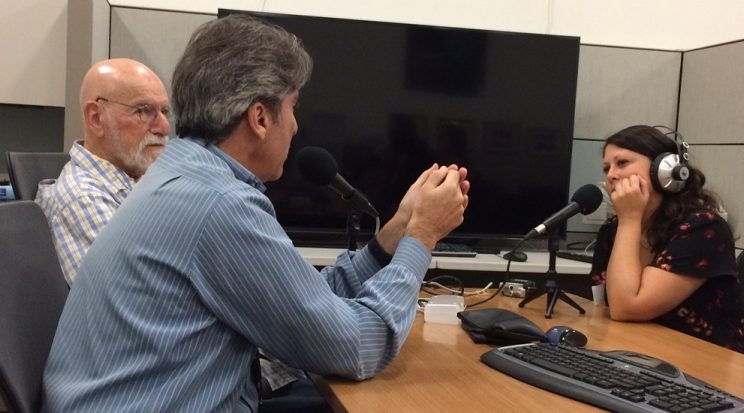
top-left (35, 141), bottom-right (135, 284)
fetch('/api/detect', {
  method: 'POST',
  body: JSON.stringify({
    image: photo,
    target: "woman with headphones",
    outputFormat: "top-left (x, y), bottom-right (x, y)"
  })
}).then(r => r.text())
top-left (590, 125), bottom-right (744, 353)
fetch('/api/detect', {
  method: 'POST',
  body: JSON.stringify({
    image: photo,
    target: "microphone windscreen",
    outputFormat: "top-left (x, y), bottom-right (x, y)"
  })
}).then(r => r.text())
top-left (571, 184), bottom-right (603, 214)
top-left (296, 146), bottom-right (338, 185)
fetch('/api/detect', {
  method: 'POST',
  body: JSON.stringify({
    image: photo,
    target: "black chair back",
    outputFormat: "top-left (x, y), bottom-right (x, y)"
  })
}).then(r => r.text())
top-left (5, 152), bottom-right (70, 200)
top-left (0, 201), bottom-right (68, 413)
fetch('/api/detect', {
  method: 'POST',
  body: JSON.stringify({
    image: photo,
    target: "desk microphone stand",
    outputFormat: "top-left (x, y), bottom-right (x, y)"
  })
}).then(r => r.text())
top-left (346, 208), bottom-right (361, 251)
top-left (518, 230), bottom-right (585, 318)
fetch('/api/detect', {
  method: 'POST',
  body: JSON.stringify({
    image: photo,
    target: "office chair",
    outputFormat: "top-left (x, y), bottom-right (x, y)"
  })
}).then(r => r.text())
top-left (4, 152), bottom-right (70, 200)
top-left (0, 201), bottom-right (69, 413)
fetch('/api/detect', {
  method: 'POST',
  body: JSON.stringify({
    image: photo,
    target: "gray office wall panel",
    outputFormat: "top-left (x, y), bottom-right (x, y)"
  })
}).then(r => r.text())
top-left (110, 7), bottom-right (215, 108)
top-left (678, 41), bottom-right (744, 144)
top-left (569, 46), bottom-right (681, 235)
top-left (679, 40), bottom-right (744, 250)
top-left (0, 105), bottom-right (65, 176)
top-left (574, 46), bottom-right (681, 140)
top-left (64, 0), bottom-right (111, 150)
top-left (566, 139), bottom-right (606, 233)
top-left (688, 145), bottom-right (744, 249)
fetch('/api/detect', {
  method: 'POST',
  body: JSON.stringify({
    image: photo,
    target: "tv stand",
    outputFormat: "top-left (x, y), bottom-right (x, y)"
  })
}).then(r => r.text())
top-left (296, 247), bottom-right (591, 274)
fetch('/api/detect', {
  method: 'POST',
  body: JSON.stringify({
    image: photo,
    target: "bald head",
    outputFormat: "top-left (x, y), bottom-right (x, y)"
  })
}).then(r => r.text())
top-left (79, 58), bottom-right (171, 179)
top-left (80, 58), bottom-right (166, 110)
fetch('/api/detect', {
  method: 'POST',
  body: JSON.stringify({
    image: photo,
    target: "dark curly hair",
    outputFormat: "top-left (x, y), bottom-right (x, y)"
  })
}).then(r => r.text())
top-left (603, 125), bottom-right (722, 252)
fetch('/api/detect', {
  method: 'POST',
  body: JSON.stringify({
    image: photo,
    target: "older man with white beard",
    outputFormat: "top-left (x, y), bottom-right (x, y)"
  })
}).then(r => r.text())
top-left (36, 58), bottom-right (170, 284)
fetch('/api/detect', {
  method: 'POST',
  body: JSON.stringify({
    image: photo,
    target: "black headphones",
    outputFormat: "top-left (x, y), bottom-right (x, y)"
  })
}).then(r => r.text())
top-left (649, 126), bottom-right (690, 193)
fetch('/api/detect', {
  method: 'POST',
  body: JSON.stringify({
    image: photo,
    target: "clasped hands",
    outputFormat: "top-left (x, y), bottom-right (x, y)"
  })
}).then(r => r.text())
top-left (381, 164), bottom-right (470, 252)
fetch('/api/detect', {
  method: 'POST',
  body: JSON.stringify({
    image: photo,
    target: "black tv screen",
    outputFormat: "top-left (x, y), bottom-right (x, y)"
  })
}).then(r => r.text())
top-left (218, 10), bottom-right (580, 247)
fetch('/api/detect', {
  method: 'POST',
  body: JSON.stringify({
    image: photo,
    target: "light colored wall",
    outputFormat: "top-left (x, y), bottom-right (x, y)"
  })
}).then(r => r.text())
top-left (0, 0), bottom-right (67, 107)
top-left (0, 0), bottom-right (68, 179)
top-left (108, 0), bottom-right (744, 50)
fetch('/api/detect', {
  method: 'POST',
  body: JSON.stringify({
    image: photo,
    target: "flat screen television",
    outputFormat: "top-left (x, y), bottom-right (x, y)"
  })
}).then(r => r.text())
top-left (218, 9), bottom-right (580, 248)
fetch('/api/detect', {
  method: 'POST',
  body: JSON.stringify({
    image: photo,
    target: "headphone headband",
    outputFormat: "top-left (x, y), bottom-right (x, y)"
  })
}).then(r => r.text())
top-left (652, 125), bottom-right (690, 164)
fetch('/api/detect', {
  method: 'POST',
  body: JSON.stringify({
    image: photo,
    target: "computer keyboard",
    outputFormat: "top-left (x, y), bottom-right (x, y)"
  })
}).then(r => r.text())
top-left (432, 242), bottom-right (477, 257)
top-left (481, 342), bottom-right (744, 413)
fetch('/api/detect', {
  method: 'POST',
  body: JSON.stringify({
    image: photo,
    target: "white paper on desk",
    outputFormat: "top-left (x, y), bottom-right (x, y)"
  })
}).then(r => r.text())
top-left (592, 284), bottom-right (606, 306)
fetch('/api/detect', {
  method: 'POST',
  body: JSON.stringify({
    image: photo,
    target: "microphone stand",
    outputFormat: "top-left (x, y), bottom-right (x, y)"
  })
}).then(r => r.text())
top-left (518, 229), bottom-right (585, 318)
top-left (346, 207), bottom-right (361, 251)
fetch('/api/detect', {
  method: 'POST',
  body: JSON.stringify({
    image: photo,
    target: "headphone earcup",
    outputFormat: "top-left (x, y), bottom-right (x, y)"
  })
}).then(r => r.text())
top-left (650, 152), bottom-right (687, 193)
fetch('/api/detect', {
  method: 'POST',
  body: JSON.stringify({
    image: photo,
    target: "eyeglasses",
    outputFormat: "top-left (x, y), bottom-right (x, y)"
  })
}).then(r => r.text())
top-left (95, 96), bottom-right (170, 124)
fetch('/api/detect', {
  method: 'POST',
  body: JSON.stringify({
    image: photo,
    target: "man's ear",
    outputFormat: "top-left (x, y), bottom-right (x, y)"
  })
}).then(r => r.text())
top-left (245, 101), bottom-right (271, 140)
top-left (84, 101), bottom-right (106, 138)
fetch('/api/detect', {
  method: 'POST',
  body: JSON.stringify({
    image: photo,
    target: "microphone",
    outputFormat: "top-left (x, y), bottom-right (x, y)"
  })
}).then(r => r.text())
top-left (295, 146), bottom-right (380, 218)
top-left (523, 184), bottom-right (603, 240)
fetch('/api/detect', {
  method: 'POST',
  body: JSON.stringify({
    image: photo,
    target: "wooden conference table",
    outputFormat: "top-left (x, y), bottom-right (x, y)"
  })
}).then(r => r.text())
top-left (314, 292), bottom-right (744, 412)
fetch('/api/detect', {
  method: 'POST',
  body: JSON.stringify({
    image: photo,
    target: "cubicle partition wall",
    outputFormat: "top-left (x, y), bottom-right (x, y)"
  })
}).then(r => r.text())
top-left (109, 8), bottom-right (213, 106)
top-left (0, 106), bottom-right (64, 180)
top-left (678, 40), bottom-right (744, 250)
top-left (568, 46), bottom-right (681, 235)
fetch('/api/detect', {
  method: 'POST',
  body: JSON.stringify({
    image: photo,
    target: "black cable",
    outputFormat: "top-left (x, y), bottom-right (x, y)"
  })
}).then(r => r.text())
top-left (467, 239), bottom-right (528, 308)
top-left (566, 241), bottom-right (592, 250)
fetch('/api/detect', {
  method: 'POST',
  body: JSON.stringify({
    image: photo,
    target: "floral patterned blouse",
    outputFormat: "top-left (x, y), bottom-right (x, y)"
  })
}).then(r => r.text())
top-left (590, 210), bottom-right (744, 353)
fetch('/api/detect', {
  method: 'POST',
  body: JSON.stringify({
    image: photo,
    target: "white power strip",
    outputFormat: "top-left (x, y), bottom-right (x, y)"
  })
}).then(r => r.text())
top-left (424, 295), bottom-right (465, 325)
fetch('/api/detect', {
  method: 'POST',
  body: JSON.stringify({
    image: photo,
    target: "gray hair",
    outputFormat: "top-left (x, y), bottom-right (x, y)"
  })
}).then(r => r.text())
top-left (172, 14), bottom-right (313, 143)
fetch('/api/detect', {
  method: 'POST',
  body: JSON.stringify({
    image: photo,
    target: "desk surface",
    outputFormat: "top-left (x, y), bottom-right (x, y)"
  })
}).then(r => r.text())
top-left (297, 247), bottom-right (592, 274)
top-left (315, 294), bottom-right (744, 412)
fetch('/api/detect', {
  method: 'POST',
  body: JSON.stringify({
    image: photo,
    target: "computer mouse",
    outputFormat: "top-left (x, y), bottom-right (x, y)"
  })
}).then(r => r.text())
top-left (503, 251), bottom-right (528, 262)
top-left (545, 325), bottom-right (588, 347)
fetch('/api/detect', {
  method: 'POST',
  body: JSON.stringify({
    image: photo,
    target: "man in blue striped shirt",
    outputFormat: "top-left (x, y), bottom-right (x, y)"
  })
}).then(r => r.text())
top-left (43, 15), bottom-right (470, 413)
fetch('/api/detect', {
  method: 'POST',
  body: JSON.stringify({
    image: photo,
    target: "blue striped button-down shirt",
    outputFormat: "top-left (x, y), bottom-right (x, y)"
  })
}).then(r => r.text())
top-left (42, 137), bottom-right (431, 413)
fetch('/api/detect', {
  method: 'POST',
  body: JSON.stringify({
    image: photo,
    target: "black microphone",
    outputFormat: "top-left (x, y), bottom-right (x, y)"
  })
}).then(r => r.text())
top-left (523, 184), bottom-right (603, 240)
top-left (295, 146), bottom-right (380, 218)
